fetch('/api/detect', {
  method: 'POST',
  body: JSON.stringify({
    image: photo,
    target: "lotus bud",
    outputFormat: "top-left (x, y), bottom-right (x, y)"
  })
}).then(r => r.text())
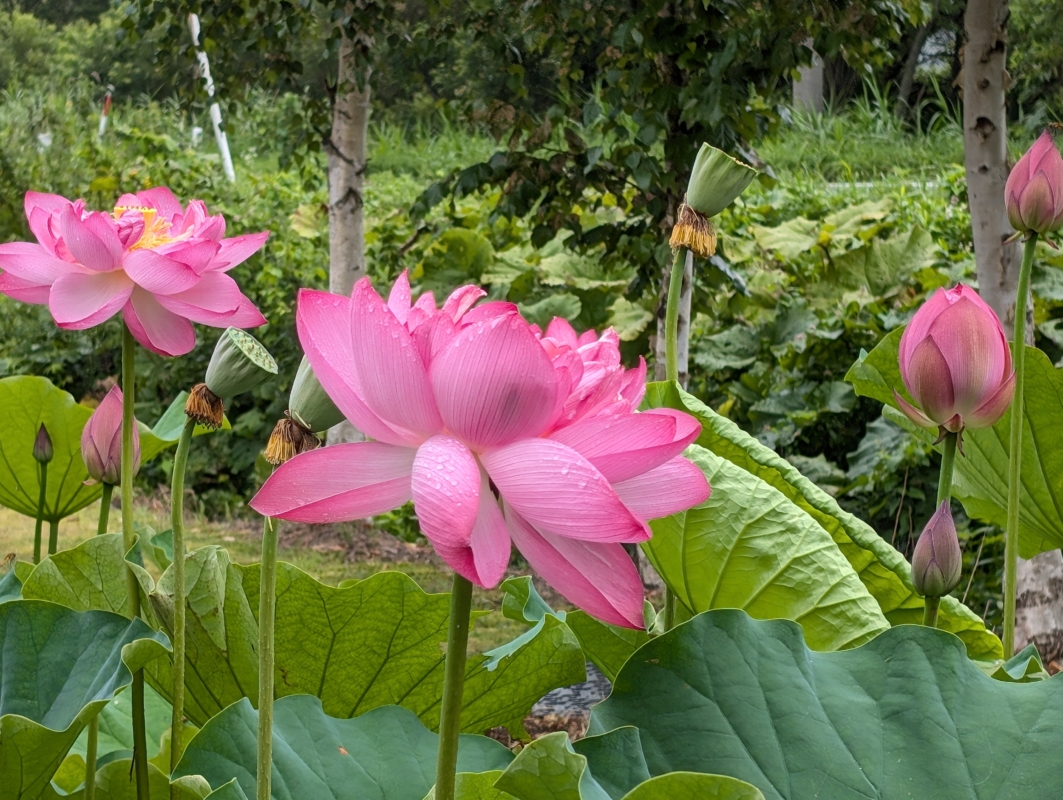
top-left (911, 501), bottom-right (962, 598)
top-left (671, 143), bottom-right (757, 258)
top-left (33, 423), bottom-right (53, 465)
top-left (81, 386), bottom-right (140, 485)
top-left (264, 416), bottom-right (320, 466)
top-left (895, 285), bottom-right (1015, 434)
top-left (288, 357), bottom-right (345, 433)
top-left (187, 328), bottom-right (278, 428)
top-left (1005, 131), bottom-right (1063, 236)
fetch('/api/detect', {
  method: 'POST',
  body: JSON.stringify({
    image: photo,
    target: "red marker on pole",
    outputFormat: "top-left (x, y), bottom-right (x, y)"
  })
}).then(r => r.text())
top-left (98, 87), bottom-right (113, 139)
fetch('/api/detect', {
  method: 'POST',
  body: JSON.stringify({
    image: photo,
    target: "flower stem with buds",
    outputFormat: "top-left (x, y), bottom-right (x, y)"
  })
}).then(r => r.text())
top-left (434, 573), bottom-right (473, 800)
top-left (121, 324), bottom-right (151, 800)
top-left (922, 430), bottom-right (958, 631)
top-left (257, 511), bottom-right (280, 800)
top-left (169, 418), bottom-right (195, 792)
top-left (85, 484), bottom-right (114, 800)
top-left (1004, 234), bottom-right (1038, 658)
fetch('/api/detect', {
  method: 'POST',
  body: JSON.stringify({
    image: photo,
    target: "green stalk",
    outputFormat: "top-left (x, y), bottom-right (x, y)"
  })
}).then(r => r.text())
top-left (170, 418), bottom-right (195, 791)
top-left (1004, 234), bottom-right (1038, 658)
top-left (662, 246), bottom-right (688, 631)
top-left (936, 432), bottom-right (957, 506)
top-left (33, 461), bottom-right (47, 563)
top-left (922, 596), bottom-right (940, 628)
top-left (121, 323), bottom-right (151, 800)
top-left (47, 519), bottom-right (59, 556)
top-left (434, 573), bottom-right (473, 800)
top-left (257, 512), bottom-right (280, 800)
top-left (97, 484), bottom-right (113, 536)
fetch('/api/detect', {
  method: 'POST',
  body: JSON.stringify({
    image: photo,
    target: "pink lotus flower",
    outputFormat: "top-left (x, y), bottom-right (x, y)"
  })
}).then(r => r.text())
top-left (82, 386), bottom-right (140, 485)
top-left (251, 274), bottom-right (710, 628)
top-left (896, 285), bottom-right (1014, 433)
top-left (0, 189), bottom-right (268, 356)
top-left (1005, 131), bottom-right (1063, 236)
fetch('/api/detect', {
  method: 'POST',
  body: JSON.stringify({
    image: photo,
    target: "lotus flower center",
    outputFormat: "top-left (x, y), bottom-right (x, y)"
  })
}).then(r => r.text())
top-left (113, 206), bottom-right (191, 251)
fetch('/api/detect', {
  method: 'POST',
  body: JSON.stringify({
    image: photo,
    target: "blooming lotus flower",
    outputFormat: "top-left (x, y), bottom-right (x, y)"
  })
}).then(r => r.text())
top-left (1005, 131), bottom-right (1063, 236)
top-left (251, 274), bottom-right (710, 628)
top-left (911, 501), bottom-right (962, 598)
top-left (0, 189), bottom-right (269, 356)
top-left (82, 386), bottom-right (140, 485)
top-left (896, 285), bottom-right (1015, 433)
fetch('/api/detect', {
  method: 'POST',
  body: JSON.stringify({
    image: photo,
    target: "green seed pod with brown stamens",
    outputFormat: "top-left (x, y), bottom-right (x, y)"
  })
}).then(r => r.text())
top-left (288, 356), bottom-right (345, 433)
top-left (185, 383), bottom-right (226, 429)
top-left (684, 142), bottom-right (757, 219)
top-left (205, 328), bottom-right (278, 400)
top-left (669, 203), bottom-right (717, 258)
top-left (264, 416), bottom-right (321, 465)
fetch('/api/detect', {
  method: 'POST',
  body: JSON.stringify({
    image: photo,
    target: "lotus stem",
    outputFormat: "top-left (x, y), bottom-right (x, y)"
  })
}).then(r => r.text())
top-left (1004, 234), bottom-right (1038, 659)
top-left (922, 596), bottom-right (940, 628)
top-left (85, 709), bottom-right (98, 800)
top-left (936, 432), bottom-right (958, 506)
top-left (434, 573), bottom-right (473, 800)
top-left (662, 246), bottom-right (687, 631)
top-left (97, 484), bottom-right (113, 536)
top-left (121, 323), bottom-right (151, 800)
top-left (257, 511), bottom-right (280, 800)
top-left (170, 417), bottom-right (195, 792)
top-left (33, 461), bottom-right (47, 563)
top-left (47, 519), bottom-right (59, 556)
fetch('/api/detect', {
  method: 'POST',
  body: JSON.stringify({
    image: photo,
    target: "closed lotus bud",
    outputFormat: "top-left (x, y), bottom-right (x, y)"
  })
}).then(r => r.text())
top-left (33, 423), bottom-right (53, 465)
top-left (670, 143), bottom-right (756, 259)
top-left (81, 386), bottom-right (140, 485)
top-left (895, 285), bottom-right (1015, 433)
top-left (1005, 131), bottom-right (1063, 235)
top-left (288, 356), bottom-right (345, 433)
top-left (911, 501), bottom-right (962, 598)
top-left (188, 328), bottom-right (278, 428)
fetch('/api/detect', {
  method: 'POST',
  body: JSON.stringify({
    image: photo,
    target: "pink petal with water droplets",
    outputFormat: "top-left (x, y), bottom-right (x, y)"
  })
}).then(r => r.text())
top-left (612, 456), bottom-right (711, 521)
top-left (50, 270), bottom-right (133, 329)
top-left (618, 358), bottom-right (648, 410)
top-left (122, 287), bottom-right (197, 356)
top-left (0, 273), bottom-right (51, 304)
top-left (213, 232), bottom-right (270, 272)
top-left (411, 435), bottom-right (481, 549)
top-left (387, 271), bottom-right (412, 325)
top-left (250, 442), bottom-right (416, 522)
top-left (434, 483), bottom-right (512, 588)
top-left (442, 284), bottom-right (486, 321)
top-left (0, 242), bottom-right (80, 284)
top-left (481, 438), bottom-right (648, 543)
top-left (546, 317), bottom-right (579, 348)
top-left (504, 504), bottom-right (644, 629)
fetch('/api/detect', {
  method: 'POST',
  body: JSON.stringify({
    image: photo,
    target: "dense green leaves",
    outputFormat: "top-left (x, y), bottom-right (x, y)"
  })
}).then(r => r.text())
top-left (848, 328), bottom-right (1063, 558)
top-left (588, 610), bottom-right (1063, 799)
top-left (644, 381), bottom-right (1001, 658)
top-left (0, 600), bottom-right (169, 800)
top-left (173, 697), bottom-right (513, 799)
top-left (646, 445), bottom-right (889, 649)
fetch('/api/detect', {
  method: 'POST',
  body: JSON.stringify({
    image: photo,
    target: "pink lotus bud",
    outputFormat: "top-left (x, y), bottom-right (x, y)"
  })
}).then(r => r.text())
top-left (911, 501), bottom-right (962, 598)
top-left (895, 285), bottom-right (1015, 433)
top-left (33, 423), bottom-right (53, 465)
top-left (1005, 131), bottom-right (1063, 235)
top-left (81, 386), bottom-right (140, 485)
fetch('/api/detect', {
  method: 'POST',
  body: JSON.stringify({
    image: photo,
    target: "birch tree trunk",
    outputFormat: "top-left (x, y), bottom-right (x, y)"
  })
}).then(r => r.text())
top-left (963, 0), bottom-right (1063, 667)
top-left (326, 24), bottom-right (371, 444)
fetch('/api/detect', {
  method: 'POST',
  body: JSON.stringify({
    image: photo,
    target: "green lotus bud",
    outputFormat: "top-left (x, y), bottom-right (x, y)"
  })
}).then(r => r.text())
top-left (205, 328), bottom-right (278, 399)
top-left (911, 501), bottom-right (962, 598)
top-left (288, 356), bottom-right (345, 433)
top-left (684, 143), bottom-right (757, 218)
top-left (33, 423), bottom-right (53, 465)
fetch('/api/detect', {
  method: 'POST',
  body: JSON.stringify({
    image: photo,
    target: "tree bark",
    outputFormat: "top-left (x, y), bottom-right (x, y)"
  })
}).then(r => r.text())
top-left (962, 0), bottom-right (1019, 328)
top-left (326, 21), bottom-right (371, 444)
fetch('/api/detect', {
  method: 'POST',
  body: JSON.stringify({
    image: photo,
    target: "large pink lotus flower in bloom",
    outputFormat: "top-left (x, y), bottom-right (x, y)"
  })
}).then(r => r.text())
top-left (0, 189), bottom-right (268, 356)
top-left (251, 274), bottom-right (710, 628)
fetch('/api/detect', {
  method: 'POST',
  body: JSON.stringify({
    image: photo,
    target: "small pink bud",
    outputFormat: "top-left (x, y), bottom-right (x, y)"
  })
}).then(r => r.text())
top-left (81, 386), bottom-right (140, 485)
top-left (895, 285), bottom-right (1015, 433)
top-left (1005, 131), bottom-right (1063, 235)
top-left (911, 501), bottom-right (962, 598)
top-left (33, 423), bottom-right (53, 464)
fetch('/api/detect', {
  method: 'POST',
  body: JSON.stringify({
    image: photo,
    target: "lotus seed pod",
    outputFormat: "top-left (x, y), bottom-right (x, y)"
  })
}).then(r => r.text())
top-left (204, 327), bottom-right (278, 400)
top-left (288, 356), bottom-right (345, 433)
top-left (684, 142), bottom-right (757, 219)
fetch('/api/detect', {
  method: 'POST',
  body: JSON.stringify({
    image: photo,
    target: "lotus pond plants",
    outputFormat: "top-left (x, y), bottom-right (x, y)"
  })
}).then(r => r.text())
top-left (2, 134), bottom-right (1063, 800)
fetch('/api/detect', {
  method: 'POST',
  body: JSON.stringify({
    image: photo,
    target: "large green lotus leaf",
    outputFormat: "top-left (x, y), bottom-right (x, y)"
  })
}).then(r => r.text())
top-left (0, 565), bottom-right (22, 602)
top-left (644, 381), bottom-right (1001, 659)
top-left (425, 771), bottom-right (516, 799)
top-left (173, 696), bottom-right (513, 799)
top-left (40, 759), bottom-right (199, 800)
top-left (848, 328), bottom-right (1063, 558)
top-left (0, 377), bottom-right (218, 524)
top-left (0, 600), bottom-right (170, 800)
top-left (588, 609), bottom-right (1063, 799)
top-left (641, 443), bottom-right (889, 650)
top-left (496, 730), bottom-right (764, 800)
top-left (67, 683), bottom-right (172, 764)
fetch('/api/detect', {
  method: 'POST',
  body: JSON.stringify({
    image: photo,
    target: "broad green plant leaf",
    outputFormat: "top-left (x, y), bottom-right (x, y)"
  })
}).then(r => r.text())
top-left (0, 565), bottom-right (22, 602)
top-left (643, 444), bottom-right (888, 650)
top-left (848, 328), bottom-right (1063, 558)
top-left (172, 697), bottom-right (512, 799)
top-left (0, 600), bottom-right (170, 800)
top-left (496, 730), bottom-right (764, 800)
top-left (588, 609), bottom-right (1063, 799)
top-left (644, 381), bottom-right (1001, 658)
top-left (41, 759), bottom-right (195, 800)
top-left (817, 227), bottom-right (935, 299)
top-left (424, 771), bottom-right (516, 800)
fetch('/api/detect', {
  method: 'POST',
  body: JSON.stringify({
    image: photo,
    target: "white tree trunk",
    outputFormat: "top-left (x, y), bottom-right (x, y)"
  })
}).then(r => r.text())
top-left (326, 26), bottom-right (371, 444)
top-left (1016, 552), bottom-right (1063, 668)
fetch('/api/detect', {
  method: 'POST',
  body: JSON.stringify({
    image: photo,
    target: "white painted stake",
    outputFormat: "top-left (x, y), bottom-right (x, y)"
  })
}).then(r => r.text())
top-left (188, 14), bottom-right (236, 183)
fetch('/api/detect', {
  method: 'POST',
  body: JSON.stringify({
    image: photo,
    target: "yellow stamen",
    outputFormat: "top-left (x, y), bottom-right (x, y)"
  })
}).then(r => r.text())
top-left (113, 205), bottom-right (188, 251)
top-left (669, 203), bottom-right (717, 258)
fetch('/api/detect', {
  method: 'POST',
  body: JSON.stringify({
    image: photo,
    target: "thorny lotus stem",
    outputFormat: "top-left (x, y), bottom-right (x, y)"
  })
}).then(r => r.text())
top-left (121, 323), bottom-right (151, 800)
top-left (33, 461), bottom-right (47, 563)
top-left (434, 573), bottom-right (473, 800)
top-left (97, 484), bottom-right (113, 536)
top-left (1004, 234), bottom-right (1038, 658)
top-left (170, 418), bottom-right (195, 793)
top-left (662, 246), bottom-right (689, 631)
top-left (922, 596), bottom-right (940, 628)
top-left (257, 510), bottom-right (280, 800)
top-left (47, 519), bottom-right (59, 556)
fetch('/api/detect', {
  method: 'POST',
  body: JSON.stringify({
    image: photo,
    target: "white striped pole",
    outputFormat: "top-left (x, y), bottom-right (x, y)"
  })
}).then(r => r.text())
top-left (188, 14), bottom-right (236, 183)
